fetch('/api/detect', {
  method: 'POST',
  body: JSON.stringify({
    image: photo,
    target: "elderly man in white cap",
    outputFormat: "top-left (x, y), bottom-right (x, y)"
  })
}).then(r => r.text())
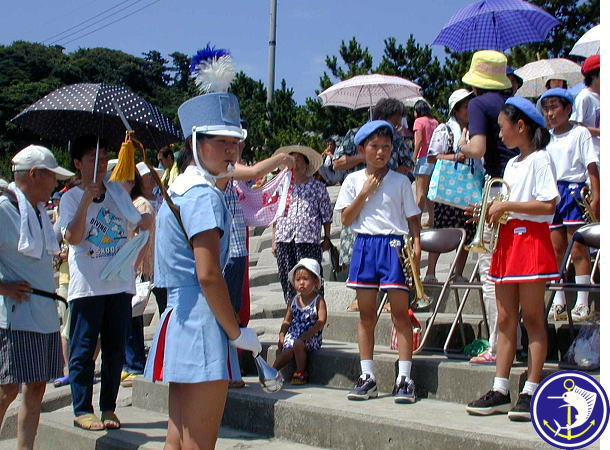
top-left (0, 144), bottom-right (74, 449)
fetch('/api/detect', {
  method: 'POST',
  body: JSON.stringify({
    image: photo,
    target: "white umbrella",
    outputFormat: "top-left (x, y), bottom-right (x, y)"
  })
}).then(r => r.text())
top-left (514, 58), bottom-right (583, 98)
top-left (569, 24), bottom-right (600, 58)
top-left (318, 74), bottom-right (421, 110)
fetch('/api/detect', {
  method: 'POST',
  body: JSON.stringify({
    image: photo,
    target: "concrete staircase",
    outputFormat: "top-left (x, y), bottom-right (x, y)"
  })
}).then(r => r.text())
top-left (1, 185), bottom-right (601, 449)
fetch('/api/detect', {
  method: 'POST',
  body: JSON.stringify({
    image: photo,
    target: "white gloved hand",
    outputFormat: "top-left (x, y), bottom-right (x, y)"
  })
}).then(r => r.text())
top-left (229, 328), bottom-right (262, 355)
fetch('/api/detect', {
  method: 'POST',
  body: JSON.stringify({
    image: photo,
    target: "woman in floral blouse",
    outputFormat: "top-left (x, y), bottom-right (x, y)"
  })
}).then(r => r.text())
top-left (272, 145), bottom-right (333, 303)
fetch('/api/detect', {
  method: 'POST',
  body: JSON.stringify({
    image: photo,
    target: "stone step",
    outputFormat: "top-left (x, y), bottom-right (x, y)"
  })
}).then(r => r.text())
top-left (133, 378), bottom-right (555, 450)
top-left (256, 339), bottom-right (578, 405)
top-left (32, 404), bottom-right (320, 449)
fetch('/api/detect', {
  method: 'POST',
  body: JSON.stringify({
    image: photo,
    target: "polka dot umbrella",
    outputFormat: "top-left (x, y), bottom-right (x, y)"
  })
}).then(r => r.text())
top-left (11, 83), bottom-right (182, 151)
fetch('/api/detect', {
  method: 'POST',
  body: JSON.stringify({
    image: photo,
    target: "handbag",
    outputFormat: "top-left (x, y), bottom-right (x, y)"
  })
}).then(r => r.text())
top-left (132, 280), bottom-right (154, 317)
top-left (427, 158), bottom-right (485, 210)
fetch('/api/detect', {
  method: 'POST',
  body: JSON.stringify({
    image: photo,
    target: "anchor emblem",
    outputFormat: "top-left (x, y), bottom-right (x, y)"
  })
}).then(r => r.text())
top-left (544, 378), bottom-right (597, 440)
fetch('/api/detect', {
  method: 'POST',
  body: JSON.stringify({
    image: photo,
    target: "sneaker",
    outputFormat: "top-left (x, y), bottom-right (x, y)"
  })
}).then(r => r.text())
top-left (571, 304), bottom-right (590, 322)
top-left (347, 374), bottom-right (378, 400)
top-left (466, 390), bottom-right (511, 416)
top-left (469, 349), bottom-right (496, 365)
top-left (290, 370), bottom-right (309, 385)
top-left (508, 393), bottom-right (532, 422)
top-left (393, 376), bottom-right (416, 404)
top-left (120, 372), bottom-right (139, 387)
top-left (548, 304), bottom-right (567, 321)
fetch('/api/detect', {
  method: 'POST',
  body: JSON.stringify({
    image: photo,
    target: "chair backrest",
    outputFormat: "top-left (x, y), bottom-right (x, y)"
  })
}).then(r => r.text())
top-left (420, 228), bottom-right (466, 254)
top-left (574, 223), bottom-right (600, 249)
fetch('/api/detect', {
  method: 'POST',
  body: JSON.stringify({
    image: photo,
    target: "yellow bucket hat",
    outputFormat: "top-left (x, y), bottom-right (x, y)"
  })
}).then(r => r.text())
top-left (462, 50), bottom-right (511, 91)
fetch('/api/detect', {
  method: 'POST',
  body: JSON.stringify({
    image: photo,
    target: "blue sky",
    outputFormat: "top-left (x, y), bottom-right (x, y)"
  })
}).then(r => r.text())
top-left (0, 0), bottom-right (476, 104)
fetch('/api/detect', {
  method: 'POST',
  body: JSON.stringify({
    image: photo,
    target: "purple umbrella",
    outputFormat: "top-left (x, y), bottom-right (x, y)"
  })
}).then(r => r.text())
top-left (432, 0), bottom-right (559, 53)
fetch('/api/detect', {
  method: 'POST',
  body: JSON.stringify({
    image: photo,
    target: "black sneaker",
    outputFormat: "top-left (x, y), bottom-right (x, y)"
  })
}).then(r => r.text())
top-left (393, 376), bottom-right (416, 404)
top-left (508, 393), bottom-right (532, 422)
top-left (466, 389), bottom-right (511, 415)
top-left (347, 374), bottom-right (378, 400)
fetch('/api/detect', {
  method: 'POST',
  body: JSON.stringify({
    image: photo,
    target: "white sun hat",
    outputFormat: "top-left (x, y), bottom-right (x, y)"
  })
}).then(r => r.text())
top-left (288, 258), bottom-right (324, 289)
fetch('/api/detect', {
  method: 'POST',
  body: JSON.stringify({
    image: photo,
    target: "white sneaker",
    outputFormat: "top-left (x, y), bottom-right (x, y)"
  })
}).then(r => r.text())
top-left (571, 304), bottom-right (590, 322)
top-left (548, 304), bottom-right (567, 321)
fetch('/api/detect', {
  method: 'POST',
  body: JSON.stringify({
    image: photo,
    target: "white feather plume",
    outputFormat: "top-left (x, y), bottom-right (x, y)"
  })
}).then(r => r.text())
top-left (192, 54), bottom-right (235, 94)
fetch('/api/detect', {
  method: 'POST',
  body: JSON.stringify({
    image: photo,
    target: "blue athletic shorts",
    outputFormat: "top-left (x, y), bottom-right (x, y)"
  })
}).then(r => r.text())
top-left (347, 234), bottom-right (408, 290)
top-left (550, 181), bottom-right (587, 230)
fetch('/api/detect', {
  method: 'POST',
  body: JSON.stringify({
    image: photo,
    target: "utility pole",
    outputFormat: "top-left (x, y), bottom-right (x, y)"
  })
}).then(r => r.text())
top-left (266, 0), bottom-right (277, 104)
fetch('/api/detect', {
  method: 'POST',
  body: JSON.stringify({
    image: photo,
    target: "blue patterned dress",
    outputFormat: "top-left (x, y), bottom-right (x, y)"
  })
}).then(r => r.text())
top-left (283, 295), bottom-right (323, 352)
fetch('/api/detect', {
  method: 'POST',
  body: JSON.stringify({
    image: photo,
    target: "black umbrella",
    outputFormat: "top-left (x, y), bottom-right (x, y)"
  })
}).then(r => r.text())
top-left (11, 82), bottom-right (182, 151)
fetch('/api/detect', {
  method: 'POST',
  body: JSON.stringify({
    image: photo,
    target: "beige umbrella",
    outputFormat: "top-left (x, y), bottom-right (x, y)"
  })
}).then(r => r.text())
top-left (570, 24), bottom-right (600, 58)
top-left (514, 58), bottom-right (583, 98)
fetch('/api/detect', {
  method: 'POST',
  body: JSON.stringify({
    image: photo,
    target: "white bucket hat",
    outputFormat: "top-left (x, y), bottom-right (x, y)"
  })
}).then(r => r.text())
top-left (288, 258), bottom-right (324, 289)
top-left (448, 89), bottom-right (473, 116)
top-left (136, 161), bottom-right (164, 178)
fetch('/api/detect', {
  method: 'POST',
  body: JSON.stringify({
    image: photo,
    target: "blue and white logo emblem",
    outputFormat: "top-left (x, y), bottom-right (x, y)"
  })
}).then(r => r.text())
top-left (531, 371), bottom-right (608, 448)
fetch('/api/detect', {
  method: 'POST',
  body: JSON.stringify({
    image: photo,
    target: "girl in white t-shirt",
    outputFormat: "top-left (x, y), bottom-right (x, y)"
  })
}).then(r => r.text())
top-left (466, 97), bottom-right (559, 422)
top-left (540, 88), bottom-right (600, 323)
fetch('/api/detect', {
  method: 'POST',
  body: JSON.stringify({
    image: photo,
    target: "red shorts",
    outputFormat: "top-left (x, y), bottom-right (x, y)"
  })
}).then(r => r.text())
top-left (488, 219), bottom-right (559, 284)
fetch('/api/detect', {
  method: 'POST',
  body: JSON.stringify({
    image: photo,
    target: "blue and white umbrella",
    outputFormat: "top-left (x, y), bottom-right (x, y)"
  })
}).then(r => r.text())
top-left (432, 0), bottom-right (559, 53)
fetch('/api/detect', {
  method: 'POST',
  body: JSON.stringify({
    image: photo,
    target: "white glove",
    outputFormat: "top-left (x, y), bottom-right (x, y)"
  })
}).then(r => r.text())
top-left (229, 328), bottom-right (262, 355)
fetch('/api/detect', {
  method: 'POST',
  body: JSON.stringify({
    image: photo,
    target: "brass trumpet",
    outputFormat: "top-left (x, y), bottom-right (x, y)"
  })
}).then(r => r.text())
top-left (576, 185), bottom-right (598, 223)
top-left (466, 175), bottom-right (510, 254)
top-left (389, 238), bottom-right (431, 309)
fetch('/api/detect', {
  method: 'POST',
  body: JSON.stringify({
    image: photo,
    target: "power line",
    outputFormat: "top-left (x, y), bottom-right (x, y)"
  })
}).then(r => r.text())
top-left (42, 0), bottom-right (137, 44)
top-left (57, 0), bottom-right (162, 47)
top-left (49, 0), bottom-right (148, 45)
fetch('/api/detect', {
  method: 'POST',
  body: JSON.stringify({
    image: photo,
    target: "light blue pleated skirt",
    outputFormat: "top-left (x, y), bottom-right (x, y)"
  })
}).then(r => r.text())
top-left (144, 285), bottom-right (229, 383)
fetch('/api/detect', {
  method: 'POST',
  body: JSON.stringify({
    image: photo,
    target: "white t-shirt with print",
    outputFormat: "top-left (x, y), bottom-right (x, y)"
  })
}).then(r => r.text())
top-left (59, 187), bottom-right (136, 301)
top-left (334, 169), bottom-right (420, 235)
top-left (501, 150), bottom-right (559, 224)
top-left (547, 125), bottom-right (598, 182)
top-left (570, 88), bottom-right (600, 159)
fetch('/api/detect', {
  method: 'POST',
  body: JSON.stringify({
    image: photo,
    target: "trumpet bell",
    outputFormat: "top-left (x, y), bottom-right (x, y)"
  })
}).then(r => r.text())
top-left (254, 354), bottom-right (284, 393)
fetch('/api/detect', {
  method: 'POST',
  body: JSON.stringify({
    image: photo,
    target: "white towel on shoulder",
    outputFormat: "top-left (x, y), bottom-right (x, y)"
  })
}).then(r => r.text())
top-left (102, 174), bottom-right (142, 228)
top-left (8, 182), bottom-right (59, 259)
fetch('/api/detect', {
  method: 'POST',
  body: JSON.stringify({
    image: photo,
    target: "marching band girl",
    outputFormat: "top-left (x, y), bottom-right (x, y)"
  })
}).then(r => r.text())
top-left (466, 97), bottom-right (560, 422)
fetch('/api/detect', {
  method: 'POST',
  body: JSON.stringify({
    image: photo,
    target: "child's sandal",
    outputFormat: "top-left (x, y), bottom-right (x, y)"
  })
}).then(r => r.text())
top-left (291, 370), bottom-right (309, 385)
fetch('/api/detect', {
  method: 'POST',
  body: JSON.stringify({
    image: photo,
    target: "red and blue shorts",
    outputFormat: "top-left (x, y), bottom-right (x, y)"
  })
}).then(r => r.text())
top-left (488, 219), bottom-right (559, 284)
top-left (347, 234), bottom-right (408, 291)
top-left (549, 181), bottom-right (587, 230)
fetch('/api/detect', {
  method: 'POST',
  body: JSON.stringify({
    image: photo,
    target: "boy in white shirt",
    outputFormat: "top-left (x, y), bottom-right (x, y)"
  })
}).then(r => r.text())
top-left (570, 55), bottom-right (600, 161)
top-left (335, 120), bottom-right (421, 403)
top-left (541, 88), bottom-right (600, 322)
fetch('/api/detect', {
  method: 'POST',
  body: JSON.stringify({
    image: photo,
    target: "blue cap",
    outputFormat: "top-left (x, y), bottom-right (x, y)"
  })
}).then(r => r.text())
top-left (540, 88), bottom-right (574, 106)
top-left (505, 97), bottom-right (546, 128)
top-left (177, 92), bottom-right (245, 140)
top-left (354, 120), bottom-right (394, 146)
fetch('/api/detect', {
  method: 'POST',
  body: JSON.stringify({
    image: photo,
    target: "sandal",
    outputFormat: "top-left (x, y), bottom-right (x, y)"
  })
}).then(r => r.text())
top-left (228, 379), bottom-right (246, 389)
top-left (73, 413), bottom-right (105, 431)
top-left (53, 375), bottom-right (70, 388)
top-left (101, 411), bottom-right (121, 430)
top-left (346, 300), bottom-right (359, 312)
top-left (291, 370), bottom-right (309, 385)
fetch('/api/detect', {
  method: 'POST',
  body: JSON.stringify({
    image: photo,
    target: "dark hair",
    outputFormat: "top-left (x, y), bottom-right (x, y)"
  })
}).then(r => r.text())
top-left (584, 68), bottom-right (599, 87)
top-left (372, 98), bottom-right (406, 121)
top-left (360, 126), bottom-right (394, 147)
top-left (71, 135), bottom-right (108, 161)
top-left (290, 152), bottom-right (309, 166)
top-left (129, 171), bottom-right (145, 200)
top-left (177, 135), bottom-right (209, 173)
top-left (545, 79), bottom-right (568, 89)
top-left (413, 100), bottom-right (433, 118)
top-left (500, 104), bottom-right (550, 149)
top-left (158, 146), bottom-right (174, 160)
top-left (540, 96), bottom-right (572, 115)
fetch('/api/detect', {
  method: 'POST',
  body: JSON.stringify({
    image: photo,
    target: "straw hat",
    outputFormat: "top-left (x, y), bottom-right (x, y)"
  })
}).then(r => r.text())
top-left (273, 145), bottom-right (323, 177)
top-left (462, 50), bottom-right (511, 91)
